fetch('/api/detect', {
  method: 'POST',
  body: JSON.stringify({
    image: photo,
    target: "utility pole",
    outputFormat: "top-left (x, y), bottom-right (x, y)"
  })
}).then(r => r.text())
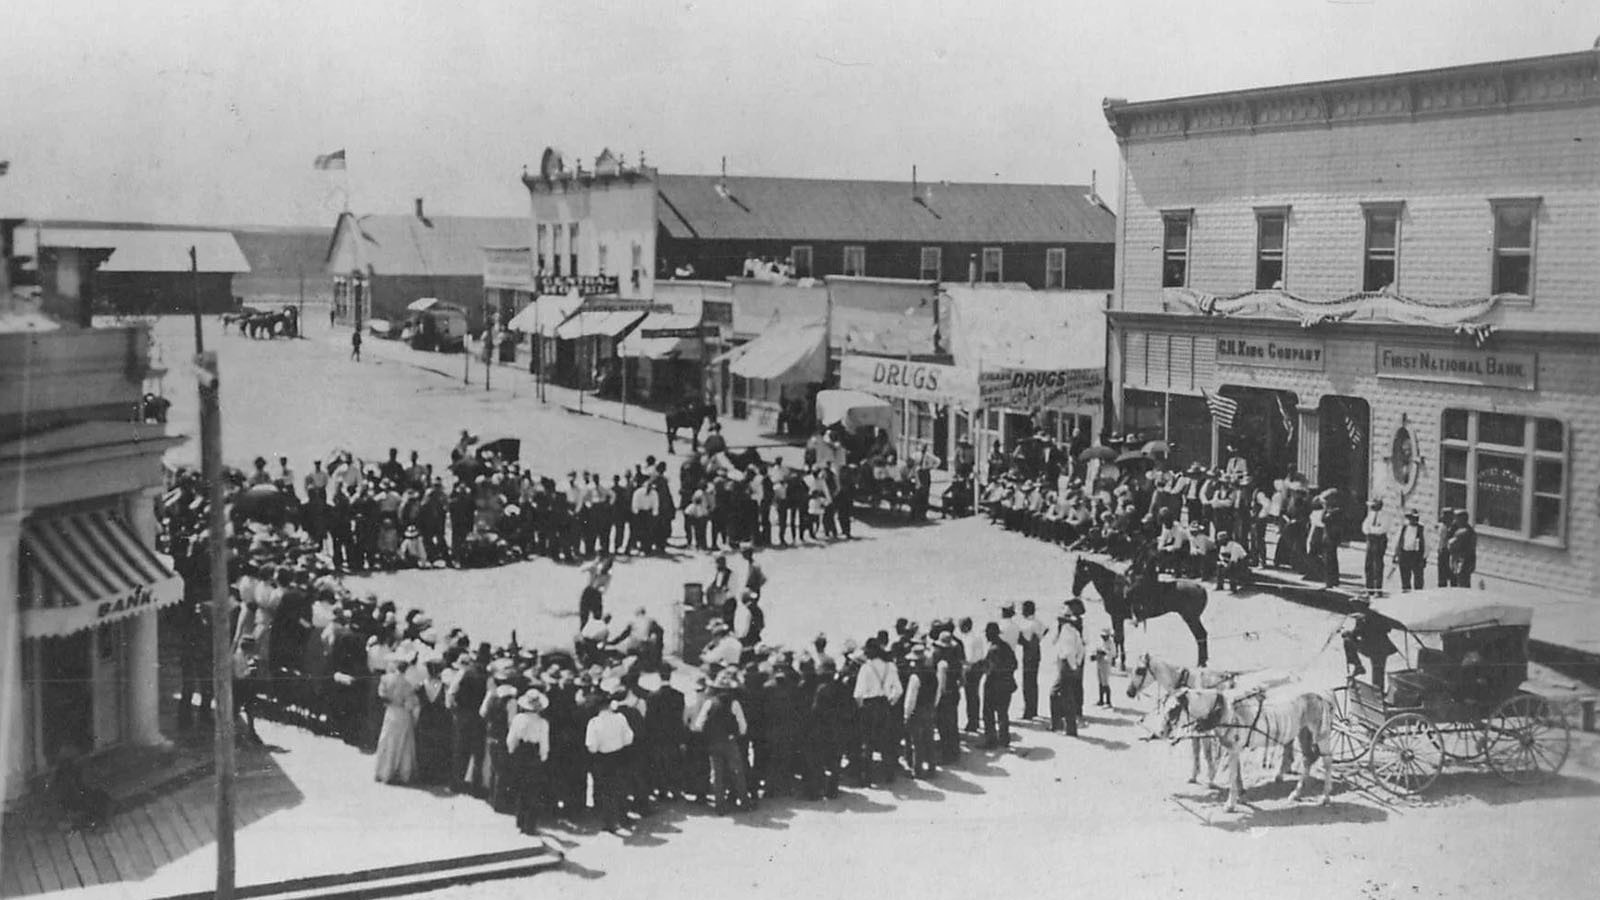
top-left (190, 247), bottom-right (203, 350)
top-left (620, 354), bottom-right (628, 424)
top-left (297, 268), bottom-right (305, 336)
top-left (191, 254), bottom-right (235, 900)
top-left (484, 310), bottom-right (494, 392)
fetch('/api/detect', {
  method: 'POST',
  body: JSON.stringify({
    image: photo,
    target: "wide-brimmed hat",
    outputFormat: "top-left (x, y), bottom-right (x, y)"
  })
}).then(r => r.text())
top-left (517, 689), bottom-right (548, 712)
top-left (708, 620), bottom-right (731, 635)
top-left (711, 668), bottom-right (741, 690)
top-left (1405, 509), bottom-right (1420, 519)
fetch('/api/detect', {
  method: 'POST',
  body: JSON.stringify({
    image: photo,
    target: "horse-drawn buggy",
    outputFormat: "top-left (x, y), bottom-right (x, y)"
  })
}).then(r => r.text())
top-left (1329, 589), bottom-right (1572, 795)
top-left (814, 389), bottom-right (919, 514)
top-left (223, 304), bottom-right (300, 338)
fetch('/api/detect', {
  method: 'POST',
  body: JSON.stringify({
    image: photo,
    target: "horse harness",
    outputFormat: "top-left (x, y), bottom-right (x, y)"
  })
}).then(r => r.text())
top-left (1183, 688), bottom-right (1272, 748)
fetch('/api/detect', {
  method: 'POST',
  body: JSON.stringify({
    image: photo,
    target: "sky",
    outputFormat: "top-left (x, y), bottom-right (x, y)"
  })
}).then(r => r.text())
top-left (1, 0), bottom-right (1593, 227)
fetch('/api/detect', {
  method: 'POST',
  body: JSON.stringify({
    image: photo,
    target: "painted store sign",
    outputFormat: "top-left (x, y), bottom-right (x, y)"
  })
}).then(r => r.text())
top-left (1375, 344), bottom-right (1537, 391)
top-left (1214, 336), bottom-right (1325, 371)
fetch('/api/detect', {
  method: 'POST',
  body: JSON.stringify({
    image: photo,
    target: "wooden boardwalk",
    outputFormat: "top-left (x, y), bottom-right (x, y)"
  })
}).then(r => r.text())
top-left (1, 745), bottom-right (300, 898)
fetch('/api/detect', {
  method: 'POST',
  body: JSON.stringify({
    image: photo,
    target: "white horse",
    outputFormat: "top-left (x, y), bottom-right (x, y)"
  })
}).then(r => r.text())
top-left (1156, 686), bottom-right (1336, 813)
top-left (1126, 653), bottom-right (1232, 784)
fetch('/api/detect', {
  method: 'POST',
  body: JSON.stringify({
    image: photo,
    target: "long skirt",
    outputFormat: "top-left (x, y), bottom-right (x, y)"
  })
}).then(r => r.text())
top-left (415, 703), bottom-right (453, 785)
top-left (486, 738), bottom-right (515, 813)
top-left (512, 744), bottom-right (546, 834)
top-left (373, 704), bottom-right (417, 784)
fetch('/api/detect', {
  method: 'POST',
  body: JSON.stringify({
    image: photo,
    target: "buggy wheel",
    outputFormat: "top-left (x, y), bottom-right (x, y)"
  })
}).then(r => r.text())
top-left (1327, 685), bottom-right (1369, 764)
top-left (1367, 712), bottom-right (1444, 796)
top-left (1485, 694), bottom-right (1571, 785)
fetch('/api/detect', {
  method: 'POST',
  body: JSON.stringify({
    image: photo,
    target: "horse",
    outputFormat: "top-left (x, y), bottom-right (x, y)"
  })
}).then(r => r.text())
top-left (1070, 555), bottom-right (1210, 668)
top-left (666, 401), bottom-right (717, 454)
top-left (1154, 686), bottom-right (1336, 813)
top-left (1126, 652), bottom-right (1299, 785)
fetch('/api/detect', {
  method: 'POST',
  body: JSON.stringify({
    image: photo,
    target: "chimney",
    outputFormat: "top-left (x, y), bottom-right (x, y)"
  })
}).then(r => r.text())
top-left (414, 197), bottom-right (425, 219)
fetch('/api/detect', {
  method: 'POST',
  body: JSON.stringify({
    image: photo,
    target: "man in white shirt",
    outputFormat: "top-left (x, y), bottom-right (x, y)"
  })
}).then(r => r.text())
top-left (585, 688), bottom-right (636, 832)
top-left (852, 640), bottom-right (904, 785)
top-left (997, 603), bottom-right (1021, 657)
top-left (1361, 498), bottom-right (1389, 591)
top-left (959, 617), bottom-right (988, 732)
top-left (1394, 508), bottom-right (1427, 592)
top-left (631, 479), bottom-right (659, 554)
top-left (702, 621), bottom-right (744, 668)
top-left (1051, 610), bottom-right (1087, 736)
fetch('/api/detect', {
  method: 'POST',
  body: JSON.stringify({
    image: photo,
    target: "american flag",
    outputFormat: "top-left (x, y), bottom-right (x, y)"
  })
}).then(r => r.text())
top-left (1276, 392), bottom-right (1296, 443)
top-left (1202, 388), bottom-right (1238, 432)
top-left (1345, 413), bottom-right (1365, 450)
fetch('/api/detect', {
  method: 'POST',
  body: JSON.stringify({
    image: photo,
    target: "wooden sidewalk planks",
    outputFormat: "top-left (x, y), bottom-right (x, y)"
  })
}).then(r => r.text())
top-left (109, 809), bottom-right (157, 876)
top-left (96, 818), bottom-right (142, 885)
top-left (79, 827), bottom-right (120, 886)
top-left (5, 826), bottom-right (45, 897)
top-left (61, 829), bottom-right (101, 887)
top-left (35, 822), bottom-right (81, 892)
top-left (131, 804), bottom-right (177, 868)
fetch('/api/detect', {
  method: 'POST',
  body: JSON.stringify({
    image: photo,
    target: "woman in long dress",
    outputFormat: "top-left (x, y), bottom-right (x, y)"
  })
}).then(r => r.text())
top-left (414, 658), bottom-right (453, 785)
top-left (480, 676), bottom-right (518, 813)
top-left (373, 657), bottom-right (420, 784)
top-left (506, 689), bottom-right (551, 835)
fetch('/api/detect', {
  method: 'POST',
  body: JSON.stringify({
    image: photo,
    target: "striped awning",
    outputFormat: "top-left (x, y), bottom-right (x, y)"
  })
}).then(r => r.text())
top-left (19, 509), bottom-right (183, 637)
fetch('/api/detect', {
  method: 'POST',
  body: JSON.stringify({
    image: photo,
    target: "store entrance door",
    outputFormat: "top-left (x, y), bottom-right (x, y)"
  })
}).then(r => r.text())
top-left (39, 632), bottom-right (94, 761)
top-left (1319, 395), bottom-right (1372, 531)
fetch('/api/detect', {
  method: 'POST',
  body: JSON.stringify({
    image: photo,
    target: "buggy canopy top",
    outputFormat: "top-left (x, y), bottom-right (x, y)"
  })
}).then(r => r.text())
top-left (1371, 588), bottom-right (1532, 632)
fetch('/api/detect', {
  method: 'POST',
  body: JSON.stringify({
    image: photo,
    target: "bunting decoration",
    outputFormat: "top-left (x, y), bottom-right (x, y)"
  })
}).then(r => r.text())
top-left (1166, 286), bottom-right (1500, 329)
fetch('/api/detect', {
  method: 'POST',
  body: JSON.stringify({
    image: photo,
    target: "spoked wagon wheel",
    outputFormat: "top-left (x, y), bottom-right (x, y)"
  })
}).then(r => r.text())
top-left (1484, 694), bottom-right (1571, 785)
top-left (1327, 685), bottom-right (1369, 764)
top-left (1368, 712), bottom-right (1445, 796)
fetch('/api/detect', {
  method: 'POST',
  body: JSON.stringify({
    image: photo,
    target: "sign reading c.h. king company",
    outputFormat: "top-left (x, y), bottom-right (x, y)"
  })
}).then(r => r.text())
top-left (1214, 336), bottom-right (1325, 371)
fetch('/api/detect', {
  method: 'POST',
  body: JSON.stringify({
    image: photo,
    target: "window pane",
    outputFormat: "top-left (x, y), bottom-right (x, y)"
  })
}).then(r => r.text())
top-left (1163, 259), bottom-right (1187, 289)
top-left (1494, 204), bottom-right (1533, 249)
top-left (1532, 496), bottom-right (1562, 539)
top-left (1365, 212), bottom-right (1397, 249)
top-left (1363, 258), bottom-right (1395, 292)
top-left (1256, 259), bottom-right (1283, 290)
top-left (1474, 451), bottom-right (1525, 531)
top-left (1443, 409), bottom-right (1469, 441)
top-left (1163, 217), bottom-right (1189, 251)
top-left (1535, 418), bottom-right (1563, 452)
top-left (1441, 482), bottom-right (1468, 512)
top-left (1442, 447), bottom-right (1468, 480)
top-left (1478, 412), bottom-right (1526, 447)
top-left (1258, 216), bottom-right (1285, 251)
top-left (1494, 254), bottom-right (1531, 296)
top-left (1535, 459), bottom-right (1564, 495)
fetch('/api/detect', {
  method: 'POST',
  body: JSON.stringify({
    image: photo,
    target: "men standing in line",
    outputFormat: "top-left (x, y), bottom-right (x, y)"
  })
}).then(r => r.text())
top-left (1361, 498), bottom-right (1389, 592)
top-left (631, 476), bottom-right (659, 554)
top-left (931, 626), bottom-right (964, 763)
top-left (852, 639), bottom-right (904, 785)
top-left (1051, 608), bottom-right (1086, 737)
top-left (1394, 508), bottom-right (1427, 592)
top-left (1016, 601), bottom-right (1047, 720)
top-left (691, 668), bottom-right (751, 813)
top-left (981, 622), bottom-right (1017, 749)
top-left (959, 617), bottom-right (988, 733)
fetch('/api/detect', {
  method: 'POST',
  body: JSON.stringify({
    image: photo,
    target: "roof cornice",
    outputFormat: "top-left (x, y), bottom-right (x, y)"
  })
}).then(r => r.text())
top-left (1103, 49), bottom-right (1599, 142)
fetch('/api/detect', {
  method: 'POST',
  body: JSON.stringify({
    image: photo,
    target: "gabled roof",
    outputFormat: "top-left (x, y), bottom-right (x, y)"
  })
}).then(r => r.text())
top-left (655, 175), bottom-right (1115, 244)
top-left (34, 227), bottom-right (250, 273)
top-left (327, 213), bottom-right (527, 276)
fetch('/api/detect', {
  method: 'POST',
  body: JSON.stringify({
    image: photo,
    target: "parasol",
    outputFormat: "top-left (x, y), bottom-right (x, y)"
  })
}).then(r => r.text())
top-left (1116, 450), bottom-right (1150, 464)
top-left (1078, 445), bottom-right (1117, 463)
top-left (1141, 440), bottom-right (1170, 455)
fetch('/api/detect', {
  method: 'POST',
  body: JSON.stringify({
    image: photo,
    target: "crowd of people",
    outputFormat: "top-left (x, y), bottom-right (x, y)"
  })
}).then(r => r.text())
top-left (981, 432), bottom-right (1480, 596)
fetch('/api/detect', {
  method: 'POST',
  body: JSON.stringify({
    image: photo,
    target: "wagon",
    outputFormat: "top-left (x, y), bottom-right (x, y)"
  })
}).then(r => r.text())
top-left (1327, 588), bottom-right (1572, 795)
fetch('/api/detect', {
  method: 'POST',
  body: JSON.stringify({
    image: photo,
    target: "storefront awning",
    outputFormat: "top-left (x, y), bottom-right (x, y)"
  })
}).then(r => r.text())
top-left (618, 312), bottom-right (708, 360)
top-left (505, 293), bottom-right (582, 335)
top-left (20, 509), bottom-right (182, 638)
top-left (721, 321), bottom-right (826, 383)
top-left (553, 310), bottom-right (647, 340)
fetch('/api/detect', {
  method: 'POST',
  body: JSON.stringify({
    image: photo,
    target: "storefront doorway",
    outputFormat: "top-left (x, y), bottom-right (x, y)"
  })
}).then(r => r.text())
top-left (1219, 386), bottom-right (1300, 483)
top-left (1318, 394), bottom-right (1372, 529)
top-left (36, 633), bottom-right (93, 761)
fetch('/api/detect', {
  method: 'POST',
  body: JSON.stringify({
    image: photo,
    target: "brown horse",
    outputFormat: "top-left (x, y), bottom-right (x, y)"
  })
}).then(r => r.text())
top-left (1070, 555), bottom-right (1210, 667)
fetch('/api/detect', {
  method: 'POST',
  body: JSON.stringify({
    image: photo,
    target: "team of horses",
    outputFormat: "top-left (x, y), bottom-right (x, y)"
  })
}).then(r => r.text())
top-left (222, 304), bottom-right (300, 339)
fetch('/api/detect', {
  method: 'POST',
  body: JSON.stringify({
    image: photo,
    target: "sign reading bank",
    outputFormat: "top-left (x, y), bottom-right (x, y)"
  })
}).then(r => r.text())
top-left (1376, 344), bottom-right (1537, 391)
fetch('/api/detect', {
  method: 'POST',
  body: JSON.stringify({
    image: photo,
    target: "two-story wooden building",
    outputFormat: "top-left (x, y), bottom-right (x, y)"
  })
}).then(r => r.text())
top-left (1102, 49), bottom-right (1600, 600)
top-left (521, 148), bottom-right (1116, 298)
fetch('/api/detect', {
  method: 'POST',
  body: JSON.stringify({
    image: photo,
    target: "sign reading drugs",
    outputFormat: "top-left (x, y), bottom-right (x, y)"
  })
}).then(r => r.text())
top-left (839, 355), bottom-right (978, 406)
top-left (979, 368), bottom-right (1104, 410)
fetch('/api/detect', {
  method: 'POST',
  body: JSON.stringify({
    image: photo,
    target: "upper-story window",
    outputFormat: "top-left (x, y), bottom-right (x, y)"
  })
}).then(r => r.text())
top-left (1045, 248), bottom-right (1067, 289)
top-left (981, 247), bottom-right (1003, 283)
top-left (1255, 210), bottom-right (1287, 290)
top-left (1161, 212), bottom-right (1191, 288)
top-left (550, 224), bottom-right (563, 276)
top-left (631, 242), bottom-right (645, 288)
top-left (1491, 198), bottom-right (1539, 300)
top-left (791, 246), bottom-right (813, 279)
top-left (1362, 203), bottom-right (1402, 293)
top-left (920, 247), bottom-right (942, 282)
top-left (536, 224), bottom-right (548, 274)
top-left (568, 223), bottom-right (580, 276)
top-left (842, 245), bottom-right (866, 277)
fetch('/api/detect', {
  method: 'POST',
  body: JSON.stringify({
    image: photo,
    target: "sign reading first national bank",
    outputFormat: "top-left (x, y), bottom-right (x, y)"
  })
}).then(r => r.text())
top-left (1376, 344), bottom-right (1537, 392)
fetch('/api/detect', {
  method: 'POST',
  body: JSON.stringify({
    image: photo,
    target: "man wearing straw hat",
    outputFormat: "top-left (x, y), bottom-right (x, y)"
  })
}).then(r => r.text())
top-left (692, 668), bottom-right (752, 813)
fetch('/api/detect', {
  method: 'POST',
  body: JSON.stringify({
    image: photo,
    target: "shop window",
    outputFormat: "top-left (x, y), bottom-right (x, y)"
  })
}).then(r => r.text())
top-left (1045, 248), bottom-right (1067, 289)
top-left (1439, 409), bottom-right (1566, 543)
top-left (1491, 198), bottom-right (1538, 299)
top-left (568, 223), bottom-right (579, 277)
top-left (1362, 203), bottom-right (1402, 293)
top-left (920, 246), bottom-right (942, 282)
top-left (1255, 210), bottom-right (1286, 290)
top-left (1162, 212), bottom-right (1190, 288)
top-left (981, 247), bottom-right (1003, 283)
top-left (843, 245), bottom-right (866, 277)
top-left (791, 245), bottom-right (813, 278)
